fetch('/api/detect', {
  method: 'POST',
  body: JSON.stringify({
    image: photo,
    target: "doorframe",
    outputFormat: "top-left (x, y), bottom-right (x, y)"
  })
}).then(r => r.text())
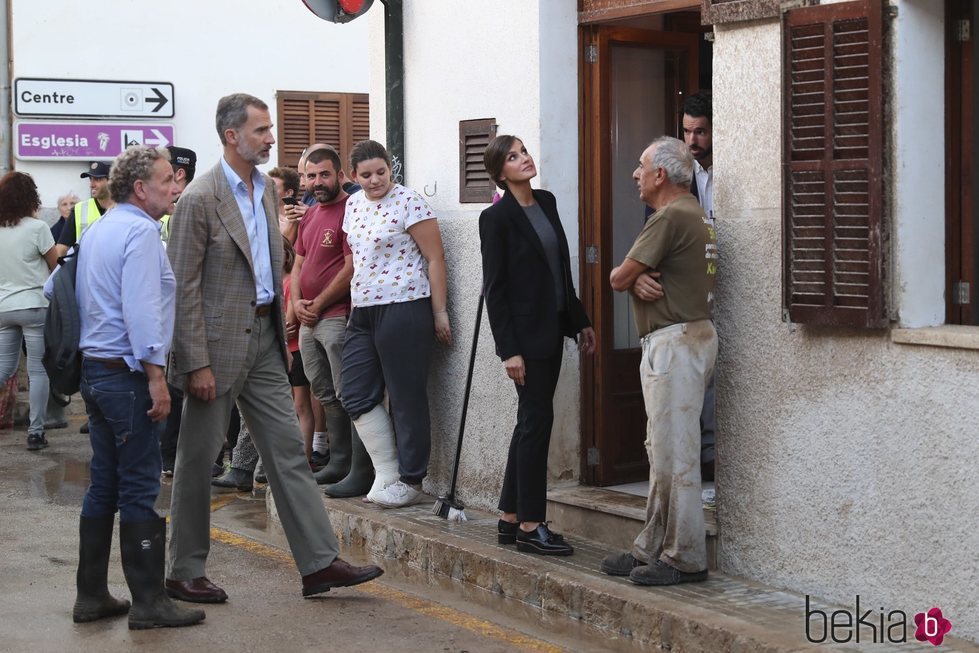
top-left (578, 24), bottom-right (701, 486)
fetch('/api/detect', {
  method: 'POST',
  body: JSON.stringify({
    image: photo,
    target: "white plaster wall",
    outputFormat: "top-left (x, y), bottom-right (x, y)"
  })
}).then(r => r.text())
top-left (536, 0), bottom-right (582, 491)
top-left (369, 1), bottom-right (584, 510)
top-left (10, 0), bottom-right (369, 208)
top-left (890, 0), bottom-right (945, 327)
top-left (714, 14), bottom-right (978, 642)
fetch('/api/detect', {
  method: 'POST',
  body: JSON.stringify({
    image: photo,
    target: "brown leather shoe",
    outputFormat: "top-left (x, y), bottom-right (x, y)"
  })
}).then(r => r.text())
top-left (301, 558), bottom-right (384, 597)
top-left (164, 577), bottom-right (228, 603)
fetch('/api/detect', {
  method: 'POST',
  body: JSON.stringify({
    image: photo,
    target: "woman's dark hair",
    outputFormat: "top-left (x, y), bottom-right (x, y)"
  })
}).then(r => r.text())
top-left (0, 171), bottom-right (41, 227)
top-left (349, 139), bottom-right (391, 175)
top-left (483, 134), bottom-right (519, 191)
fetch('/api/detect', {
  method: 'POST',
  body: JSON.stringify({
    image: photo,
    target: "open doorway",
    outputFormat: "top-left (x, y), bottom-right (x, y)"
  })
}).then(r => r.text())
top-left (579, 9), bottom-right (713, 491)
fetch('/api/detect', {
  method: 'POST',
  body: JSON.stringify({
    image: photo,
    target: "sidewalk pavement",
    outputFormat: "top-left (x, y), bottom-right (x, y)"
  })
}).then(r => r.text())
top-left (267, 491), bottom-right (979, 653)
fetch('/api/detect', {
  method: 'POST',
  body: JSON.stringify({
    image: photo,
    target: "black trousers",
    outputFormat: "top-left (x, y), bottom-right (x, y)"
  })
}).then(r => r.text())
top-left (497, 345), bottom-right (563, 522)
top-left (159, 384), bottom-right (184, 468)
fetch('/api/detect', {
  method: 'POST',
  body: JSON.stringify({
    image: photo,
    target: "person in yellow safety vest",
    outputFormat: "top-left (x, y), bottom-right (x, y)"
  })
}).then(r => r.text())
top-left (54, 161), bottom-right (116, 258)
top-left (159, 146), bottom-right (197, 245)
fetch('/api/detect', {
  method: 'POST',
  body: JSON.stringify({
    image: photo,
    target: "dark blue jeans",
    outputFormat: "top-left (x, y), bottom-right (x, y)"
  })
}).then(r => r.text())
top-left (79, 359), bottom-right (162, 522)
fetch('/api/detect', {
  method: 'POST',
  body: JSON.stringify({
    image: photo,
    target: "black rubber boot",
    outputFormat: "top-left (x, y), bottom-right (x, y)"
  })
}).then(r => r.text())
top-left (313, 404), bottom-right (352, 485)
top-left (323, 428), bottom-right (375, 498)
top-left (119, 518), bottom-right (205, 630)
top-left (73, 515), bottom-right (131, 623)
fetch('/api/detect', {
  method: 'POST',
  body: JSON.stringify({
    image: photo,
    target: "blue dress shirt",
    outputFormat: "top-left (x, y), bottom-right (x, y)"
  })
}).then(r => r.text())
top-left (221, 157), bottom-right (275, 306)
top-left (73, 203), bottom-right (175, 372)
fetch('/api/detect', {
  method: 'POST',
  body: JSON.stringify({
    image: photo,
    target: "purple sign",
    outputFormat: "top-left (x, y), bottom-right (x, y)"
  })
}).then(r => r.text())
top-left (15, 121), bottom-right (175, 160)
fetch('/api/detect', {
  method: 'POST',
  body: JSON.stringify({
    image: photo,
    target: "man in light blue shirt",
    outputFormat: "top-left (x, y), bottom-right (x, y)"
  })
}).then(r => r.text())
top-left (219, 156), bottom-right (275, 305)
top-left (65, 145), bottom-right (205, 630)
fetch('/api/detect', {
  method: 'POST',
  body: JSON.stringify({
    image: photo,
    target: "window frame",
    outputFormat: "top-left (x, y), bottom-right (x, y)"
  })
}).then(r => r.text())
top-left (945, 0), bottom-right (977, 325)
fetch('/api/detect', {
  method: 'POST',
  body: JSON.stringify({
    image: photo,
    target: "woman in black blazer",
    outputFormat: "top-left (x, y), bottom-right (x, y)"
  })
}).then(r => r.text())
top-left (479, 135), bottom-right (596, 556)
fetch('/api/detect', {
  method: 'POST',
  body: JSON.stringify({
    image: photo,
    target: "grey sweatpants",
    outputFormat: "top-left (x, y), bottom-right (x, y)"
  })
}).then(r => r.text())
top-left (340, 298), bottom-right (434, 485)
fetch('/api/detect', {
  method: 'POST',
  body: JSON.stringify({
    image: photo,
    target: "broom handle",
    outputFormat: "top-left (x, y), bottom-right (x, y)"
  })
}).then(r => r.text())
top-left (448, 293), bottom-right (483, 497)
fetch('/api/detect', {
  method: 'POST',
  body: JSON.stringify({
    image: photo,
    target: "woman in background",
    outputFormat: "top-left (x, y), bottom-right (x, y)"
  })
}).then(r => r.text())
top-left (0, 172), bottom-right (59, 450)
top-left (51, 191), bottom-right (80, 243)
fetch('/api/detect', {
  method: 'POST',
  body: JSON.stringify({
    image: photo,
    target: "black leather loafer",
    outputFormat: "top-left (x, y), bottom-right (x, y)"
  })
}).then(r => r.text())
top-left (496, 519), bottom-right (520, 544)
top-left (497, 520), bottom-right (518, 545)
top-left (500, 520), bottom-right (567, 546)
top-left (515, 524), bottom-right (573, 556)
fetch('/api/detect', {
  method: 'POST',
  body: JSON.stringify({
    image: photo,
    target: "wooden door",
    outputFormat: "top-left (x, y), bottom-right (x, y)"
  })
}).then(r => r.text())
top-left (580, 26), bottom-right (699, 486)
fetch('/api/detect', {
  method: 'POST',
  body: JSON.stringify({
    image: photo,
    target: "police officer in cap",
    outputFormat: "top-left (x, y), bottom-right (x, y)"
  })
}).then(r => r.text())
top-left (160, 146), bottom-right (197, 244)
top-left (158, 146), bottom-right (197, 476)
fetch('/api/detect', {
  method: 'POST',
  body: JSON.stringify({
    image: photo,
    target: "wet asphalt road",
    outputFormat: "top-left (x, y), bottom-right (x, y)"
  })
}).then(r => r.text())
top-left (0, 415), bottom-right (628, 653)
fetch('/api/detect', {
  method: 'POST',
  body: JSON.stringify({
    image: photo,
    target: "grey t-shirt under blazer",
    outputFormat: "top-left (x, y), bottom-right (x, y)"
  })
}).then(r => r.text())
top-left (521, 202), bottom-right (566, 312)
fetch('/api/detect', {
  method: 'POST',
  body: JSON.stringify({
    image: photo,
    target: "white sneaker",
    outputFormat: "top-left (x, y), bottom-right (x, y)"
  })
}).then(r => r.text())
top-left (371, 480), bottom-right (422, 508)
top-left (365, 476), bottom-right (396, 504)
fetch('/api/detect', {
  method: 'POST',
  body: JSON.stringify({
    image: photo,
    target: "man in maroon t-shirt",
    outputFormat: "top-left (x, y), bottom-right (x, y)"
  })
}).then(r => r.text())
top-left (291, 147), bottom-right (368, 494)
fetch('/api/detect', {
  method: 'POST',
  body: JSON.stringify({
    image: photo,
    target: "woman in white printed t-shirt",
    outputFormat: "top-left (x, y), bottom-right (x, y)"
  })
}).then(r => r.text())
top-left (340, 139), bottom-right (452, 508)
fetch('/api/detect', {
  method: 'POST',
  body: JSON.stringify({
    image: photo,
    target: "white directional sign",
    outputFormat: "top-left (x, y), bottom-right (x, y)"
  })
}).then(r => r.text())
top-left (14, 78), bottom-right (175, 119)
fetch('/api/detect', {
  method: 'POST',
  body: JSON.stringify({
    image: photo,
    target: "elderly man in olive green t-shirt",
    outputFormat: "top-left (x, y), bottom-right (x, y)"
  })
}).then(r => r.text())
top-left (602, 136), bottom-right (718, 587)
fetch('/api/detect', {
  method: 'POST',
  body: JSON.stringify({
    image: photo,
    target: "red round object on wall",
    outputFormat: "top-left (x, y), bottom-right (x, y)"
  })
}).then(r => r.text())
top-left (301, 0), bottom-right (371, 22)
top-left (338, 0), bottom-right (365, 12)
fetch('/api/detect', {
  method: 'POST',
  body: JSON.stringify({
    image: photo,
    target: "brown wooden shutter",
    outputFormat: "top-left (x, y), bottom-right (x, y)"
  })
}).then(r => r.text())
top-left (459, 119), bottom-right (497, 203)
top-left (351, 96), bottom-right (370, 147)
top-left (276, 91), bottom-right (370, 175)
top-left (279, 95), bottom-right (315, 170)
top-left (783, 0), bottom-right (885, 327)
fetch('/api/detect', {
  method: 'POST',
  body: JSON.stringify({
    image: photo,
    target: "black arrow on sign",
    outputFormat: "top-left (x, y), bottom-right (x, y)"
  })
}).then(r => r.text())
top-left (147, 87), bottom-right (169, 113)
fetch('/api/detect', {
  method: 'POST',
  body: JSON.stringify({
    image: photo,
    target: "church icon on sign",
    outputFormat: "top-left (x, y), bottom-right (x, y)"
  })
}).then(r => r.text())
top-left (121, 130), bottom-right (143, 148)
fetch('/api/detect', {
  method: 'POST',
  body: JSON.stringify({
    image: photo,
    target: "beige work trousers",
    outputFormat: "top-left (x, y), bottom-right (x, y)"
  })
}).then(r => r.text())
top-left (632, 319), bottom-right (717, 573)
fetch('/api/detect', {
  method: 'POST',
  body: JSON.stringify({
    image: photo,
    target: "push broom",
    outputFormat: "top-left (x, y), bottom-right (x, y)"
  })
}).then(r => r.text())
top-left (433, 293), bottom-right (484, 522)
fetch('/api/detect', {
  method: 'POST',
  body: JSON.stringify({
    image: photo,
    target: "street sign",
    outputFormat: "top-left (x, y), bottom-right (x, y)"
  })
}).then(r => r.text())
top-left (14, 78), bottom-right (175, 119)
top-left (14, 121), bottom-right (175, 161)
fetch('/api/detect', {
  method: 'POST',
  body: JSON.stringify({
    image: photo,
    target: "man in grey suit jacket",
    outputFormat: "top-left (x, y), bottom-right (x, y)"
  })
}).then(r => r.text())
top-left (165, 93), bottom-right (382, 602)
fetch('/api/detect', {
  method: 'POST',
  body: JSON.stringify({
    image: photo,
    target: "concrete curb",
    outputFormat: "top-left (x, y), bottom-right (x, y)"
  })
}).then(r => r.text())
top-left (269, 490), bottom-right (823, 652)
top-left (270, 491), bottom-right (979, 652)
